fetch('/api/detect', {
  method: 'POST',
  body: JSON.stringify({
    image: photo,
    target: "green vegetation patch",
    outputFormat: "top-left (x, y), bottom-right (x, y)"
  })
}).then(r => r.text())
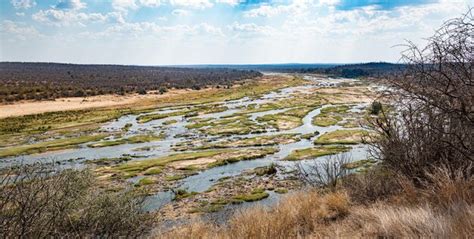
top-left (314, 129), bottom-right (369, 145)
top-left (274, 188), bottom-right (289, 194)
top-left (233, 189), bottom-right (269, 202)
top-left (137, 110), bottom-right (188, 123)
top-left (196, 115), bottom-right (267, 135)
top-left (312, 105), bottom-right (350, 127)
top-left (257, 107), bottom-right (314, 130)
top-left (206, 147), bottom-right (278, 168)
top-left (165, 175), bottom-right (186, 181)
top-left (88, 133), bottom-right (165, 148)
top-left (143, 167), bottom-right (162, 175)
top-left (135, 177), bottom-right (156, 187)
top-left (114, 150), bottom-right (228, 175)
top-left (162, 119), bottom-right (178, 126)
top-left (181, 134), bottom-right (300, 151)
top-left (85, 156), bottom-right (132, 166)
top-left (284, 145), bottom-right (351, 161)
top-left (0, 134), bottom-right (108, 158)
top-left (174, 189), bottom-right (199, 200)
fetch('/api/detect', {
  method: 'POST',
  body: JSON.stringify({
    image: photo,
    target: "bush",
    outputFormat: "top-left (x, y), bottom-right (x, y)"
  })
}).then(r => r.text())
top-left (342, 166), bottom-right (402, 204)
top-left (0, 164), bottom-right (155, 238)
top-left (296, 154), bottom-right (350, 191)
top-left (370, 101), bottom-right (382, 115)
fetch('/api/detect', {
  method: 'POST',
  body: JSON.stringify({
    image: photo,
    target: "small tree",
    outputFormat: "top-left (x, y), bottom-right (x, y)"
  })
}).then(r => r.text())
top-left (296, 154), bottom-right (350, 191)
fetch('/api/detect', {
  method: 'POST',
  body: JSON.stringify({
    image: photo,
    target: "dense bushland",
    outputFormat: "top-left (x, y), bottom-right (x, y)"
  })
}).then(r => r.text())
top-left (0, 63), bottom-right (262, 102)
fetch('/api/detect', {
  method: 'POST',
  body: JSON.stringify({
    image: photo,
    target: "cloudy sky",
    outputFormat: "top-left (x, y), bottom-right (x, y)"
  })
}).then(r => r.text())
top-left (0, 0), bottom-right (472, 65)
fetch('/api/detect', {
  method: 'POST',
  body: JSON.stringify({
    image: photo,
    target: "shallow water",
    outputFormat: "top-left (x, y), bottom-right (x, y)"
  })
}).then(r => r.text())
top-left (0, 75), bottom-right (371, 213)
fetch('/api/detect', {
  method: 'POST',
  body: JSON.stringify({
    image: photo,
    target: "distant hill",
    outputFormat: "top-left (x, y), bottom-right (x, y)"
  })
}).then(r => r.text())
top-left (0, 62), bottom-right (262, 102)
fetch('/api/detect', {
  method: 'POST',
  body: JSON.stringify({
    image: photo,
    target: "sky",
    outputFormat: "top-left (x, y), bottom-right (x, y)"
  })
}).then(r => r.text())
top-left (0, 0), bottom-right (472, 65)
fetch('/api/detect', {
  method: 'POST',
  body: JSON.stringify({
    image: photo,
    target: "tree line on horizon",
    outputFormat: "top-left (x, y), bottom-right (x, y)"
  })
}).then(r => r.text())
top-left (0, 63), bottom-right (262, 103)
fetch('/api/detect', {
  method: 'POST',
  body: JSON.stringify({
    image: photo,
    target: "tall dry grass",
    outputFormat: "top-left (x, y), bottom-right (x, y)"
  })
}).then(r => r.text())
top-left (156, 190), bottom-right (349, 239)
top-left (157, 165), bottom-right (474, 239)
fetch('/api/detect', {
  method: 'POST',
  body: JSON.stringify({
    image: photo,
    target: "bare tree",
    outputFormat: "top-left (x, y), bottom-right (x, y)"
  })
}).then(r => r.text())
top-left (369, 9), bottom-right (474, 183)
top-left (296, 154), bottom-right (351, 191)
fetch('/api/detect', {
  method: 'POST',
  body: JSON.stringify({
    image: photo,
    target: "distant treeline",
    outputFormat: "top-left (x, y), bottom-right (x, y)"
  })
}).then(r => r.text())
top-left (194, 62), bottom-right (405, 78)
top-left (0, 62), bottom-right (262, 102)
top-left (313, 62), bottom-right (405, 78)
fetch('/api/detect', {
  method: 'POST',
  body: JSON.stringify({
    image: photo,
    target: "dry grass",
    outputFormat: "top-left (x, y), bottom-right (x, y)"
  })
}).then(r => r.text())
top-left (156, 191), bottom-right (350, 239)
top-left (157, 166), bottom-right (474, 239)
top-left (332, 203), bottom-right (474, 238)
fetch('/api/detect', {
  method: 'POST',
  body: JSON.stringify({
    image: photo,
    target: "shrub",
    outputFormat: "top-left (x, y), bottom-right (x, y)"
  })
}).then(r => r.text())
top-left (0, 164), bottom-right (155, 238)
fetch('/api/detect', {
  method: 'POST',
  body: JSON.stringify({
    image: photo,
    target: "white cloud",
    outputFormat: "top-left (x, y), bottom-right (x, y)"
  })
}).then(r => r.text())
top-left (319, 0), bottom-right (339, 6)
top-left (10, 0), bottom-right (36, 9)
top-left (172, 9), bottom-right (190, 16)
top-left (32, 9), bottom-right (125, 26)
top-left (139, 0), bottom-right (162, 7)
top-left (112, 0), bottom-right (164, 11)
top-left (87, 22), bottom-right (224, 39)
top-left (244, 1), bottom-right (311, 18)
top-left (229, 22), bottom-right (275, 35)
top-left (1, 20), bottom-right (41, 40)
top-left (169, 0), bottom-right (213, 9)
top-left (112, 0), bottom-right (138, 11)
top-left (16, 12), bottom-right (26, 16)
top-left (55, 0), bottom-right (86, 10)
top-left (215, 0), bottom-right (240, 6)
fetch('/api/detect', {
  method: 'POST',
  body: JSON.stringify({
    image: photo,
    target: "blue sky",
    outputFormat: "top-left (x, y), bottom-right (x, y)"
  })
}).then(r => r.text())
top-left (0, 0), bottom-right (472, 65)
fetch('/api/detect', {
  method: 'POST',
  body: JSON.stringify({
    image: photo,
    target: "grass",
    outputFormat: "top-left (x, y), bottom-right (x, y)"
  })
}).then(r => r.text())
top-left (0, 134), bottom-right (108, 158)
top-left (233, 190), bottom-right (269, 202)
top-left (88, 133), bottom-right (165, 148)
top-left (181, 134), bottom-right (300, 151)
top-left (114, 150), bottom-right (228, 175)
top-left (160, 187), bottom-right (473, 239)
top-left (160, 191), bottom-right (350, 238)
top-left (257, 114), bottom-right (301, 130)
top-left (195, 115), bottom-right (267, 136)
top-left (314, 129), bottom-right (369, 145)
top-left (274, 188), bottom-right (288, 194)
top-left (312, 105), bottom-right (350, 127)
top-left (135, 177), bottom-right (155, 187)
top-left (165, 175), bottom-right (186, 181)
top-left (174, 189), bottom-right (199, 200)
top-left (313, 115), bottom-right (342, 127)
top-left (162, 119), bottom-right (178, 126)
top-left (85, 156), bottom-right (132, 166)
top-left (137, 110), bottom-right (187, 123)
top-left (143, 167), bottom-right (162, 175)
top-left (301, 131), bottom-right (319, 139)
top-left (206, 147), bottom-right (278, 168)
top-left (284, 145), bottom-right (351, 161)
